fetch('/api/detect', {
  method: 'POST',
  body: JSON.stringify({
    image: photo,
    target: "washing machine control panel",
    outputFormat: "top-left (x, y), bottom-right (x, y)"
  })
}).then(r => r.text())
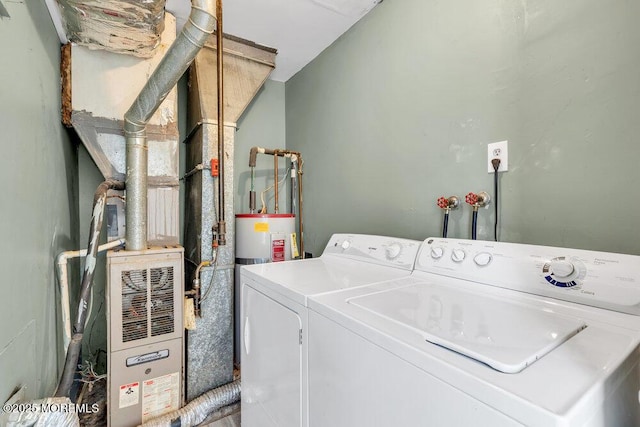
top-left (323, 234), bottom-right (421, 271)
top-left (416, 238), bottom-right (640, 315)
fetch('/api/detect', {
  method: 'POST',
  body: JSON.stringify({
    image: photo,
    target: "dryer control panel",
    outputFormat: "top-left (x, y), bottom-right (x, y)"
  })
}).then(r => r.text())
top-left (323, 234), bottom-right (420, 271)
top-left (416, 238), bottom-right (640, 316)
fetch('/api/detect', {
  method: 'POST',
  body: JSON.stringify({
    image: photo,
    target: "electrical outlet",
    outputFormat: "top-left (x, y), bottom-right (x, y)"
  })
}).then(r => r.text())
top-left (487, 140), bottom-right (508, 173)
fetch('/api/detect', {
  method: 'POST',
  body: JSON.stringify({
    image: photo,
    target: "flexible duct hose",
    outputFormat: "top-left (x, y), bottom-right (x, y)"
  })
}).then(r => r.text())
top-left (55, 179), bottom-right (125, 397)
top-left (140, 380), bottom-right (241, 427)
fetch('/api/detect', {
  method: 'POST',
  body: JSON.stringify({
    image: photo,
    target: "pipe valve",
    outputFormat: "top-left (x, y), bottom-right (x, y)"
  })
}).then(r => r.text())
top-left (465, 191), bottom-right (491, 211)
top-left (437, 196), bottom-right (459, 212)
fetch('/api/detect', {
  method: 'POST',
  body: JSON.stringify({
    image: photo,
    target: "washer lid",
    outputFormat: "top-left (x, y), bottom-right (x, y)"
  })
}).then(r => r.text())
top-left (348, 282), bottom-right (587, 373)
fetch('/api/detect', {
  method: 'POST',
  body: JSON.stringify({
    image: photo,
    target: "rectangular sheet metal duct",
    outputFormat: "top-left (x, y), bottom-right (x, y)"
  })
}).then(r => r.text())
top-left (61, 14), bottom-right (180, 245)
top-left (184, 33), bottom-right (275, 400)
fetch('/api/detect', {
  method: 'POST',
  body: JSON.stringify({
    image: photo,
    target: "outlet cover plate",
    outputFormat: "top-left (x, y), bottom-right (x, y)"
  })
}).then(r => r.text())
top-left (488, 140), bottom-right (508, 173)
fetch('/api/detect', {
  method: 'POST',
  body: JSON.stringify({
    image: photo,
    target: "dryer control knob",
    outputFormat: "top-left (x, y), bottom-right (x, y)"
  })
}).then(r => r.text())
top-left (341, 240), bottom-right (351, 250)
top-left (474, 252), bottom-right (493, 266)
top-left (430, 246), bottom-right (444, 259)
top-left (549, 260), bottom-right (575, 280)
top-left (386, 243), bottom-right (402, 260)
top-left (451, 249), bottom-right (466, 263)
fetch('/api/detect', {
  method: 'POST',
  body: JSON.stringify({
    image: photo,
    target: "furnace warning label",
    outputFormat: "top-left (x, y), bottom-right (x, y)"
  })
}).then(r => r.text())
top-left (142, 372), bottom-right (180, 422)
top-left (119, 382), bottom-right (139, 409)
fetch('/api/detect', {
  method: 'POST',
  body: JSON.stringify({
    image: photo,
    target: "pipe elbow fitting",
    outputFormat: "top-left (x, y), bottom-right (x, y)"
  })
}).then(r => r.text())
top-left (249, 146), bottom-right (259, 167)
top-left (56, 252), bottom-right (69, 267)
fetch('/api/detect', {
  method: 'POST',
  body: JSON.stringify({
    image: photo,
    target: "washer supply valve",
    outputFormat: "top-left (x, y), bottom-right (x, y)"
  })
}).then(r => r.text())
top-left (465, 192), bottom-right (490, 240)
top-left (437, 196), bottom-right (459, 238)
top-left (465, 192), bottom-right (490, 212)
top-left (437, 196), bottom-right (460, 213)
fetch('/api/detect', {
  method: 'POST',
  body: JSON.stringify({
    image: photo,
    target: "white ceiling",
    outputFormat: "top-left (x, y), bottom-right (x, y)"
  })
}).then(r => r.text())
top-left (166, 0), bottom-right (381, 82)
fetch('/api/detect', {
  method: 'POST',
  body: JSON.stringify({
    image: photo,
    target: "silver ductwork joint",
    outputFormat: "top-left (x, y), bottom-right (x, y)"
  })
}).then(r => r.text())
top-left (124, 0), bottom-right (217, 251)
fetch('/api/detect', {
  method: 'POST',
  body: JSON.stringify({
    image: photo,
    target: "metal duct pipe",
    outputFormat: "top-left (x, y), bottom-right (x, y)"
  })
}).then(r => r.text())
top-left (55, 179), bottom-right (125, 397)
top-left (215, 0), bottom-right (227, 246)
top-left (125, 0), bottom-right (217, 251)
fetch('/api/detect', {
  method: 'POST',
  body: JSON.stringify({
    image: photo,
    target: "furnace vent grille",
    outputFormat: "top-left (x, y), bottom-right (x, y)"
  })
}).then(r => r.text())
top-left (120, 266), bottom-right (175, 343)
top-left (151, 267), bottom-right (175, 337)
top-left (122, 269), bottom-right (148, 342)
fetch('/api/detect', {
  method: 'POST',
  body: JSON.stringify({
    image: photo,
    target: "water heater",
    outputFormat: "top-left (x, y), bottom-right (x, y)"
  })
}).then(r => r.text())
top-left (106, 247), bottom-right (184, 427)
top-left (235, 214), bottom-right (297, 263)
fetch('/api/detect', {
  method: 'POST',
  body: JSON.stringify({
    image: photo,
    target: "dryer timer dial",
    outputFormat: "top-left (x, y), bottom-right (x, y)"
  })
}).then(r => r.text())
top-left (386, 242), bottom-right (402, 260)
top-left (430, 246), bottom-right (444, 259)
top-left (473, 252), bottom-right (493, 267)
top-left (451, 249), bottom-right (466, 263)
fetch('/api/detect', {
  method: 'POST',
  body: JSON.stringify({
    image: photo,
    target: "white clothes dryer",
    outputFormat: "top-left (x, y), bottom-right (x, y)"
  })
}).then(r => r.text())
top-left (240, 233), bottom-right (421, 427)
top-left (308, 238), bottom-right (640, 427)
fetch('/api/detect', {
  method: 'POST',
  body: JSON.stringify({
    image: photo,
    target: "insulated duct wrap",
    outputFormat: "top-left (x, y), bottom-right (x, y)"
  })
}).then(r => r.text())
top-left (139, 380), bottom-right (241, 427)
top-left (57, 0), bottom-right (165, 57)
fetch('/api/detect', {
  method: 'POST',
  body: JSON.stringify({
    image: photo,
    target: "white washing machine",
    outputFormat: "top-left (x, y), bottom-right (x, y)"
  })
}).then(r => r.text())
top-left (308, 238), bottom-right (640, 427)
top-left (240, 233), bottom-right (421, 427)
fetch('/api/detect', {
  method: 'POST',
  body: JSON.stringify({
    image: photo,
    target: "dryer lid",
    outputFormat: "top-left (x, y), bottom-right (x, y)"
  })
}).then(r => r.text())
top-left (348, 281), bottom-right (587, 373)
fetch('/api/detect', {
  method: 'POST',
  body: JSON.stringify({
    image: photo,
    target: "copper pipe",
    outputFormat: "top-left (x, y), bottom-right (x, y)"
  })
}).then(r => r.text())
top-left (273, 150), bottom-right (279, 213)
top-left (249, 147), bottom-right (301, 166)
top-left (297, 155), bottom-right (304, 258)
top-left (216, 0), bottom-right (226, 245)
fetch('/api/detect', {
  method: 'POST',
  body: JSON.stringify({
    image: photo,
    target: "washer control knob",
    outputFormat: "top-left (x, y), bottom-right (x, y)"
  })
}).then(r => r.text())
top-left (341, 240), bottom-right (351, 250)
top-left (451, 249), bottom-right (466, 263)
top-left (549, 259), bottom-right (575, 280)
top-left (474, 252), bottom-right (493, 266)
top-left (386, 242), bottom-right (402, 260)
top-left (430, 246), bottom-right (444, 259)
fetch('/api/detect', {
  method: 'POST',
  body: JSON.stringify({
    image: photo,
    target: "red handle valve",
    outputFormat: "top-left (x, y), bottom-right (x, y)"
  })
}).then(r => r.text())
top-left (465, 192), bottom-right (478, 206)
top-left (437, 197), bottom-right (449, 209)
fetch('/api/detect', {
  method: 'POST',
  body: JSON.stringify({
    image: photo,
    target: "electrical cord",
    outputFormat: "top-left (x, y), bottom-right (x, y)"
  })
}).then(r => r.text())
top-left (260, 165), bottom-right (292, 214)
top-left (492, 158), bottom-right (501, 241)
top-left (87, 298), bottom-right (104, 370)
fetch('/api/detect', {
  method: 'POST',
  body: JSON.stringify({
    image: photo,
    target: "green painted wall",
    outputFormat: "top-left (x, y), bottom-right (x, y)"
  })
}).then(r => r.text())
top-left (286, 0), bottom-right (640, 256)
top-left (235, 80), bottom-right (287, 215)
top-left (0, 1), bottom-right (79, 403)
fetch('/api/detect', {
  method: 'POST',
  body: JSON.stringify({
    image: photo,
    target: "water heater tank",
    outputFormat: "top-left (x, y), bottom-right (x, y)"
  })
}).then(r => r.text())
top-left (235, 214), bottom-right (296, 264)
